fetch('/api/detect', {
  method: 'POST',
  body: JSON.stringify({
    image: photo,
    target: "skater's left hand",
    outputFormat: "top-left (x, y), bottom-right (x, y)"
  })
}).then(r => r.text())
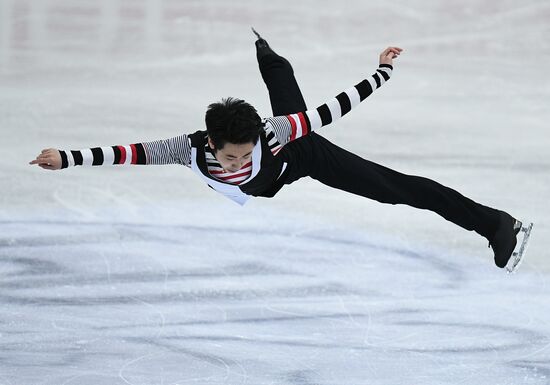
top-left (379, 47), bottom-right (403, 66)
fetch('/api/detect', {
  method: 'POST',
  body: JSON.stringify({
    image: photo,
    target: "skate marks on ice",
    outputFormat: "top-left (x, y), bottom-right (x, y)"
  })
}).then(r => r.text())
top-left (1, 220), bottom-right (550, 384)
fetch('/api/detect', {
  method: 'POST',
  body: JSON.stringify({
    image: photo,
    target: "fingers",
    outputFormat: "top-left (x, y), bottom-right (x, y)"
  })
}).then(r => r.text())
top-left (29, 158), bottom-right (56, 170)
top-left (381, 47), bottom-right (403, 58)
top-left (30, 161), bottom-right (57, 170)
top-left (385, 47), bottom-right (403, 53)
top-left (29, 154), bottom-right (52, 165)
top-left (29, 148), bottom-right (58, 168)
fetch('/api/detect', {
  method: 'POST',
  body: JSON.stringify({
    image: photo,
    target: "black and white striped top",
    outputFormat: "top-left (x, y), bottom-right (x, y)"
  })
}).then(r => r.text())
top-left (59, 64), bottom-right (393, 185)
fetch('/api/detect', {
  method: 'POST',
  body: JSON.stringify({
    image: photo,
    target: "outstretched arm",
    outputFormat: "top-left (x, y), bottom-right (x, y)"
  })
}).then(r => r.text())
top-left (265, 46), bottom-right (402, 145)
top-left (29, 134), bottom-right (192, 170)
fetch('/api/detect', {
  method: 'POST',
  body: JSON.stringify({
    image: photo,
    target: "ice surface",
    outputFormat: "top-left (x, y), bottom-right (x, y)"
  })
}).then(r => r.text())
top-left (1, 0), bottom-right (550, 384)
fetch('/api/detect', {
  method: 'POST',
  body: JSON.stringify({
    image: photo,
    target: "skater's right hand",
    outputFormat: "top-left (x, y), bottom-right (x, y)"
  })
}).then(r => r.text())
top-left (379, 47), bottom-right (403, 66)
top-left (29, 148), bottom-right (62, 170)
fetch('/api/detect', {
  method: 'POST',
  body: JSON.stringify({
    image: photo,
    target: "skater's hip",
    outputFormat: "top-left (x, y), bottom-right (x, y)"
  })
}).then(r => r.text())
top-left (250, 133), bottom-right (339, 197)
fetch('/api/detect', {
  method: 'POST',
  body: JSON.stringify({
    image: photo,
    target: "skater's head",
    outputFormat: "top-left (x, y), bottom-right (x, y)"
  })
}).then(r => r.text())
top-left (205, 97), bottom-right (261, 172)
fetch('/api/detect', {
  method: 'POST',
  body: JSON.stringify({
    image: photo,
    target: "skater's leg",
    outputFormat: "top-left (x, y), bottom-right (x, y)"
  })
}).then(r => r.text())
top-left (304, 134), bottom-right (501, 239)
top-left (253, 29), bottom-right (307, 116)
top-left (275, 133), bottom-right (520, 267)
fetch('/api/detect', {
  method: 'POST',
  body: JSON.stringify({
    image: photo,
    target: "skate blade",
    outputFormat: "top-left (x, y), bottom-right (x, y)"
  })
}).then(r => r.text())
top-left (506, 222), bottom-right (534, 274)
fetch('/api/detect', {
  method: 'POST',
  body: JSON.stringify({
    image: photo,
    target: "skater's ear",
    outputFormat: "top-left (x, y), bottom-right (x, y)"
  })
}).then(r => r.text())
top-left (207, 136), bottom-right (217, 151)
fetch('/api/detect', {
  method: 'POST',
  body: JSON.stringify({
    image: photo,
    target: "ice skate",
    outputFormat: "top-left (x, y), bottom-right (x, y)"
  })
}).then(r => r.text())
top-left (489, 211), bottom-right (533, 273)
top-left (504, 222), bottom-right (533, 273)
top-left (251, 27), bottom-right (276, 59)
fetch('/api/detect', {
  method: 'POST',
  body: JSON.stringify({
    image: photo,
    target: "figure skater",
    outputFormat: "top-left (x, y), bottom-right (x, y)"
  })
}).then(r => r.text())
top-left (30, 29), bottom-right (530, 271)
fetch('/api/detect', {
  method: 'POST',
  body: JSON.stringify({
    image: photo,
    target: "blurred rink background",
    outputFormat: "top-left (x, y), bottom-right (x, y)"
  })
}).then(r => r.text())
top-left (1, 1), bottom-right (549, 384)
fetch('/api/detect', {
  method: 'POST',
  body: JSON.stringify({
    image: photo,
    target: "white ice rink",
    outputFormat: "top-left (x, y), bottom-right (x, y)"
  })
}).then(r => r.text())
top-left (1, 1), bottom-right (550, 384)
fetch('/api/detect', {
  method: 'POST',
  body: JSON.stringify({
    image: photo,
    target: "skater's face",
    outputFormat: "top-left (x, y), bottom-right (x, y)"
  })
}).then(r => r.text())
top-left (208, 138), bottom-right (255, 173)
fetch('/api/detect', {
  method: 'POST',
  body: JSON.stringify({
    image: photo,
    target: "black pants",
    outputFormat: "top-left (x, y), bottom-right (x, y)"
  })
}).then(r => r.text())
top-left (257, 48), bottom-right (501, 240)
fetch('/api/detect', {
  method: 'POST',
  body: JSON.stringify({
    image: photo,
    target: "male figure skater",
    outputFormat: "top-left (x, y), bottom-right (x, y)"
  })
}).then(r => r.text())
top-left (30, 30), bottom-right (531, 271)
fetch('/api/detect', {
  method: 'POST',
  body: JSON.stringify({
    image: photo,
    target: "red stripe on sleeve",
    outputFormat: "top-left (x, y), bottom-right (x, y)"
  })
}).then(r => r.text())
top-left (287, 114), bottom-right (297, 141)
top-left (298, 112), bottom-right (308, 136)
top-left (130, 144), bottom-right (137, 164)
top-left (119, 146), bottom-right (126, 164)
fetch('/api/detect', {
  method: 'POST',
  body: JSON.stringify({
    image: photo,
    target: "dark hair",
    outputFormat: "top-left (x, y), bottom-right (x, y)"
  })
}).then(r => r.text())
top-left (205, 97), bottom-right (262, 150)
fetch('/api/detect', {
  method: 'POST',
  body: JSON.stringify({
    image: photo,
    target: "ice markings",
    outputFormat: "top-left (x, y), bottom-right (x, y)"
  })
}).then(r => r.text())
top-left (1, 219), bottom-right (549, 384)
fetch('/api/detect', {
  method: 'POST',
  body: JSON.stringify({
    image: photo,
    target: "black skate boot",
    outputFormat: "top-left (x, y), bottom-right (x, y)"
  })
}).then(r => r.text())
top-left (251, 27), bottom-right (276, 59)
top-left (488, 211), bottom-right (522, 268)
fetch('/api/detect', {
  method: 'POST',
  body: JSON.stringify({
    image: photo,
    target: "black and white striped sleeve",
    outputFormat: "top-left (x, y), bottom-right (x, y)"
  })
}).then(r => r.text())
top-left (58, 134), bottom-right (192, 168)
top-left (142, 134), bottom-right (191, 166)
top-left (263, 64), bottom-right (393, 145)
